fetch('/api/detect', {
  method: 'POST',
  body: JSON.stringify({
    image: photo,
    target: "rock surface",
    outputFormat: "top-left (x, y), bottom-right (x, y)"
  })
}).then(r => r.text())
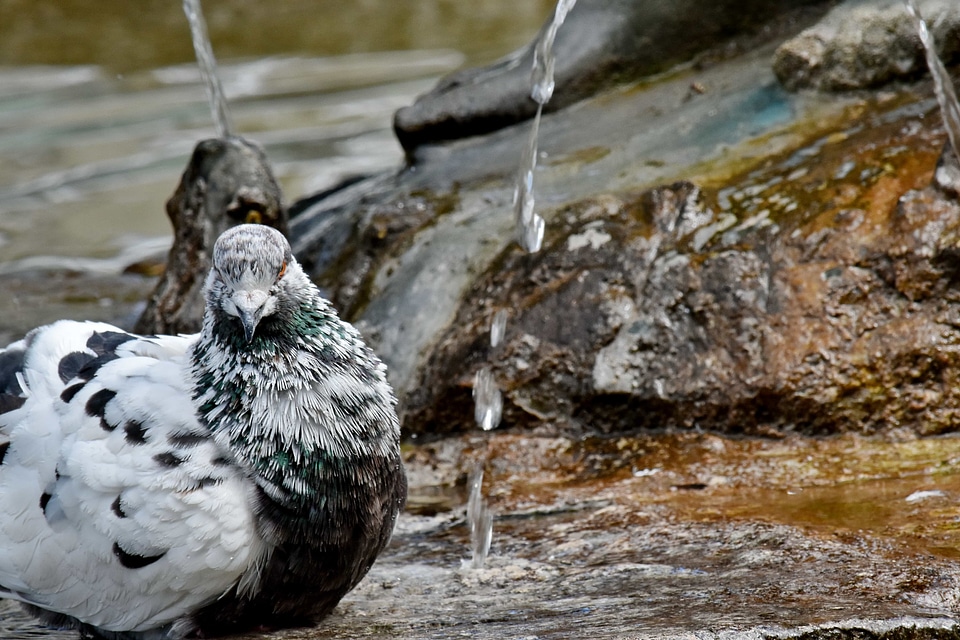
top-left (293, 33), bottom-right (960, 442)
top-left (293, 43), bottom-right (842, 403)
top-left (774, 0), bottom-right (960, 91)
top-left (394, 0), bottom-right (834, 150)
top-left (323, 430), bottom-right (960, 638)
top-left (405, 136), bottom-right (960, 438)
top-left (4, 429), bottom-right (960, 638)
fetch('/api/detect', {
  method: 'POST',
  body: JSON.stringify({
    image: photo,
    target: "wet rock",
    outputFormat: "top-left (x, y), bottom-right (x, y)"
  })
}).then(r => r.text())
top-left (394, 0), bottom-right (833, 150)
top-left (5, 428), bottom-right (960, 638)
top-left (336, 515), bottom-right (960, 638)
top-left (290, 184), bottom-right (457, 319)
top-left (774, 0), bottom-right (960, 91)
top-left (287, 16), bottom-right (960, 441)
top-left (295, 41), bottom-right (844, 414)
top-left (399, 97), bottom-right (960, 438)
top-left (133, 137), bottom-right (286, 335)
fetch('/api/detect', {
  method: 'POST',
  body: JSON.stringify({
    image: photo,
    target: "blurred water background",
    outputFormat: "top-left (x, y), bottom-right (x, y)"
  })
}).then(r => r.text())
top-left (0, 0), bottom-right (553, 276)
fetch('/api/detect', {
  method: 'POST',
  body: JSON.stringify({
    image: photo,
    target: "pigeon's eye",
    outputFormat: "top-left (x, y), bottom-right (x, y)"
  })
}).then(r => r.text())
top-left (277, 261), bottom-right (287, 280)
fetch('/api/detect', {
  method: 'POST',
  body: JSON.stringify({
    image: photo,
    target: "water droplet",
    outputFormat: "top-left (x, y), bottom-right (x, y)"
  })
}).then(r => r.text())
top-left (513, 106), bottom-right (544, 253)
top-left (490, 310), bottom-right (508, 347)
top-left (521, 213), bottom-right (545, 253)
top-left (473, 366), bottom-right (503, 431)
top-left (465, 466), bottom-right (493, 569)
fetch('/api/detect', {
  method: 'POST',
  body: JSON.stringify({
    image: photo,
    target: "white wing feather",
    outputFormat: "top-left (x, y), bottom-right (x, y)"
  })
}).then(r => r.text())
top-left (0, 320), bottom-right (266, 633)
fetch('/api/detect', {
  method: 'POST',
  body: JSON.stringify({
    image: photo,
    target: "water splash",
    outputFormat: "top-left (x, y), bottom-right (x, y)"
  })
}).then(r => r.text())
top-left (513, 0), bottom-right (578, 254)
top-left (473, 366), bottom-right (503, 431)
top-left (466, 309), bottom-right (506, 572)
top-left (182, 0), bottom-right (234, 137)
top-left (464, 467), bottom-right (493, 569)
top-left (467, 363), bottom-right (498, 571)
top-left (904, 0), bottom-right (960, 160)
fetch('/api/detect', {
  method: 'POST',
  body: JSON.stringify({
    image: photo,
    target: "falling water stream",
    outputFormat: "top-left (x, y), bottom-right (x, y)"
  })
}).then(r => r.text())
top-left (514, 0), bottom-right (578, 254)
top-left (182, 0), bottom-right (234, 137)
top-left (467, 0), bottom-right (579, 570)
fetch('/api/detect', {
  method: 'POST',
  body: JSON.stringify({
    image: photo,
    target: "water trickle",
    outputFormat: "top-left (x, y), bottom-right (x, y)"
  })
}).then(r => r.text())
top-left (904, 0), bottom-right (960, 160)
top-left (182, 0), bottom-right (234, 137)
top-left (473, 366), bottom-right (503, 431)
top-left (513, 0), bottom-right (578, 254)
top-left (464, 467), bottom-right (494, 570)
top-left (468, 0), bottom-right (578, 572)
top-left (531, 0), bottom-right (578, 106)
top-left (490, 310), bottom-right (508, 347)
top-left (514, 107), bottom-right (545, 254)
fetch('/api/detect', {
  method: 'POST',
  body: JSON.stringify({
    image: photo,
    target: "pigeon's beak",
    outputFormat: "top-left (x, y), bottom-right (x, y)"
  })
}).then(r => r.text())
top-left (232, 290), bottom-right (268, 342)
top-left (237, 309), bottom-right (259, 343)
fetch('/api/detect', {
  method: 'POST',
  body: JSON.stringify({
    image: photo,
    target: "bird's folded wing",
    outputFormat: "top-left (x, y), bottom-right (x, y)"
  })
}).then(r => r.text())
top-left (0, 321), bottom-right (265, 633)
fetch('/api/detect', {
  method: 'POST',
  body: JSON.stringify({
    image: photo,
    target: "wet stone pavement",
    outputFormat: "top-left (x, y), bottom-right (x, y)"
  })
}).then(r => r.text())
top-left (208, 430), bottom-right (960, 639)
top-left (316, 431), bottom-right (960, 638)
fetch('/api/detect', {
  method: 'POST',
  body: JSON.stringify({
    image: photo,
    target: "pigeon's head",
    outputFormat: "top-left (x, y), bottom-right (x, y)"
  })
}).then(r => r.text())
top-left (207, 224), bottom-right (297, 343)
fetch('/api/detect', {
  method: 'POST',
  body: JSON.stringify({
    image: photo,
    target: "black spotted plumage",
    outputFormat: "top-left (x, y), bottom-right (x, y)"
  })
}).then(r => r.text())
top-left (76, 354), bottom-right (122, 382)
top-left (112, 543), bottom-right (166, 569)
top-left (87, 331), bottom-right (135, 356)
top-left (191, 477), bottom-right (222, 490)
top-left (168, 432), bottom-right (208, 448)
top-left (123, 421), bottom-right (148, 445)
top-left (84, 389), bottom-right (116, 418)
top-left (60, 382), bottom-right (86, 404)
top-left (111, 496), bottom-right (128, 519)
top-left (58, 352), bottom-right (96, 384)
top-left (154, 452), bottom-right (185, 468)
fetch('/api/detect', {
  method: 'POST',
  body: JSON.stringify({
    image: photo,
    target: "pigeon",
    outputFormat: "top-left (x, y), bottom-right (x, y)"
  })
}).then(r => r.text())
top-left (0, 224), bottom-right (407, 639)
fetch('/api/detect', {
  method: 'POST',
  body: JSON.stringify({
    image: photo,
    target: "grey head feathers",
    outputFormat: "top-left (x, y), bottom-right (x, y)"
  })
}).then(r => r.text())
top-left (205, 225), bottom-right (297, 343)
top-left (211, 224), bottom-right (291, 289)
